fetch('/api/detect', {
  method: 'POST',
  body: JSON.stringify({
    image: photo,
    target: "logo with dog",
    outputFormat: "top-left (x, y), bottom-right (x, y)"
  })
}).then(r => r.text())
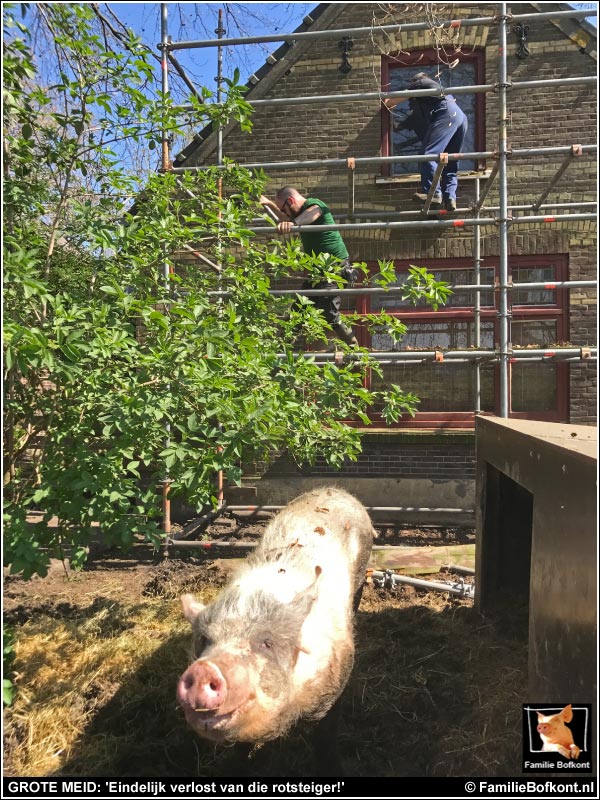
top-left (523, 704), bottom-right (592, 772)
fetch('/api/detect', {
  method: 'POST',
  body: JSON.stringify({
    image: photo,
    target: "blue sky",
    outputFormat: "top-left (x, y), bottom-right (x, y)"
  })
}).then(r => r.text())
top-left (107, 2), bottom-right (597, 101)
top-left (106, 2), bottom-right (315, 99)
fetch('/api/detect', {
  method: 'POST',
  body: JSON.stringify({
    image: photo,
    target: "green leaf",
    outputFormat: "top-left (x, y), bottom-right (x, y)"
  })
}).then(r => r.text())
top-left (3, 678), bottom-right (15, 707)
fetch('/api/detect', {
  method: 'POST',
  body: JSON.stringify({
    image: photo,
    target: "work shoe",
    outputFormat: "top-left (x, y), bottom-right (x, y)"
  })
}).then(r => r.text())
top-left (444, 198), bottom-right (457, 212)
top-left (413, 191), bottom-right (442, 205)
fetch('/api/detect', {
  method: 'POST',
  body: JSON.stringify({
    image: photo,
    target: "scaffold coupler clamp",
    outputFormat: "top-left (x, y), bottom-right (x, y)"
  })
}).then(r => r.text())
top-left (493, 276), bottom-right (513, 292)
top-left (493, 79), bottom-right (514, 93)
top-left (581, 347), bottom-right (592, 360)
top-left (451, 578), bottom-right (475, 599)
top-left (494, 210), bottom-right (514, 226)
top-left (373, 569), bottom-right (396, 590)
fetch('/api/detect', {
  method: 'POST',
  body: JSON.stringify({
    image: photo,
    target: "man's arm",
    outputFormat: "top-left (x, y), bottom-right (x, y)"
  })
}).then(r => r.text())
top-left (276, 203), bottom-right (322, 234)
top-left (258, 194), bottom-right (286, 222)
top-left (382, 96), bottom-right (407, 111)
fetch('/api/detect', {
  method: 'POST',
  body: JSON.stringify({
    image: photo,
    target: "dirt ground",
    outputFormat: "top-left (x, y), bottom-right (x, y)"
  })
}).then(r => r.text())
top-left (3, 516), bottom-right (528, 778)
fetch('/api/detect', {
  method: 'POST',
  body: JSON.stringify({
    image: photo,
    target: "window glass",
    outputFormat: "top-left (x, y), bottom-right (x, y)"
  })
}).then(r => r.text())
top-left (512, 364), bottom-right (557, 411)
top-left (372, 267), bottom-right (495, 310)
top-left (372, 320), bottom-right (495, 351)
top-left (388, 62), bottom-right (477, 175)
top-left (512, 265), bottom-right (557, 305)
top-left (512, 319), bottom-right (557, 347)
top-left (371, 362), bottom-right (495, 412)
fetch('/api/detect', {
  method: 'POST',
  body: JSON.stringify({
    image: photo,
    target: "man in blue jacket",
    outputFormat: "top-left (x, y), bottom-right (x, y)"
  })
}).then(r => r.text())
top-left (385, 72), bottom-right (468, 212)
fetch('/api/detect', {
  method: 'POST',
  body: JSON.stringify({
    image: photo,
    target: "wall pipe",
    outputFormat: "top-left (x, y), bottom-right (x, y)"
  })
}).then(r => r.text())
top-left (166, 8), bottom-right (596, 50)
top-left (224, 505), bottom-right (471, 512)
top-left (173, 144), bottom-right (597, 173)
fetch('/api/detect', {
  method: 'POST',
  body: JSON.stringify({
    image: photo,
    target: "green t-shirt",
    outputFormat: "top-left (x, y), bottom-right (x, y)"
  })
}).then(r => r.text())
top-left (298, 198), bottom-right (349, 261)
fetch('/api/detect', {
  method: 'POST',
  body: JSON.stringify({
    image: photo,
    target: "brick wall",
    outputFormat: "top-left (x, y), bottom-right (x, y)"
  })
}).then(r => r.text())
top-left (246, 432), bottom-right (476, 481)
top-left (181, 3), bottom-right (596, 480)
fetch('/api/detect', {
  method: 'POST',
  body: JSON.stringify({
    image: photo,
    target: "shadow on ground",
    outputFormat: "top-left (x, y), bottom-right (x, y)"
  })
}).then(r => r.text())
top-left (43, 596), bottom-right (526, 778)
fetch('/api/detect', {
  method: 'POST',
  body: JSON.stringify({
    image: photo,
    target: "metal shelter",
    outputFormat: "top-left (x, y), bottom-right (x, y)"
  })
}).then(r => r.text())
top-left (156, 3), bottom-right (597, 536)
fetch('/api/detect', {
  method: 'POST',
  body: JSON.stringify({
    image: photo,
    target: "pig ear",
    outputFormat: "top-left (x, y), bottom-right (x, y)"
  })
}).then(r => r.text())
top-left (181, 593), bottom-right (205, 623)
top-left (562, 704), bottom-right (573, 722)
top-left (536, 711), bottom-right (544, 721)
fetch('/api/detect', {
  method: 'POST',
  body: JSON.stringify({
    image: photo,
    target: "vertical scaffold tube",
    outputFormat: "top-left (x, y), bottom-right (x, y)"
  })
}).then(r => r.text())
top-left (473, 177), bottom-right (482, 414)
top-left (498, 3), bottom-right (511, 418)
top-left (216, 9), bottom-right (225, 509)
top-left (160, 3), bottom-right (172, 536)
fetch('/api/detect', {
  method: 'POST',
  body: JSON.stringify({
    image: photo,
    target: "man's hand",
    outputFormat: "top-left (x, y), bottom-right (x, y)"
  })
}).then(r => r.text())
top-left (383, 96), bottom-right (406, 110)
top-left (277, 221), bottom-right (294, 234)
top-left (259, 194), bottom-right (271, 205)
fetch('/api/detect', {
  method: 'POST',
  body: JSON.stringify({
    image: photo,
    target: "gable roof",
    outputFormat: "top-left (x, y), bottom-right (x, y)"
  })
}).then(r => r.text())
top-left (173, 3), bottom-right (340, 167)
top-left (173, 2), bottom-right (597, 168)
top-left (531, 2), bottom-right (597, 59)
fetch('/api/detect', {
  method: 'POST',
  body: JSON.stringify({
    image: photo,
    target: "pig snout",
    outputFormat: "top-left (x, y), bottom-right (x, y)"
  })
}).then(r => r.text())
top-left (177, 660), bottom-right (227, 712)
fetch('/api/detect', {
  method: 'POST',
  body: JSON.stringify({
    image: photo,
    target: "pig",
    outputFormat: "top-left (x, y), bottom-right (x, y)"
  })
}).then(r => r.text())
top-left (537, 705), bottom-right (581, 759)
top-left (176, 486), bottom-right (374, 770)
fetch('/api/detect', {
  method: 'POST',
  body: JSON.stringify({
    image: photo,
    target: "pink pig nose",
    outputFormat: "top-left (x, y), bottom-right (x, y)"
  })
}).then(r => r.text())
top-left (538, 724), bottom-right (547, 733)
top-left (177, 660), bottom-right (228, 712)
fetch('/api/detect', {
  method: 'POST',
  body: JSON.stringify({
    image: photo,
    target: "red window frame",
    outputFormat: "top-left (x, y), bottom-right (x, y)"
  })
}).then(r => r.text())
top-left (380, 49), bottom-right (486, 178)
top-left (348, 255), bottom-right (569, 428)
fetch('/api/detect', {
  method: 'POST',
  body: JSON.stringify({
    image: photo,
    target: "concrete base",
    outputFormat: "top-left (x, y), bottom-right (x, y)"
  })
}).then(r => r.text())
top-left (475, 418), bottom-right (597, 703)
top-left (247, 476), bottom-right (474, 526)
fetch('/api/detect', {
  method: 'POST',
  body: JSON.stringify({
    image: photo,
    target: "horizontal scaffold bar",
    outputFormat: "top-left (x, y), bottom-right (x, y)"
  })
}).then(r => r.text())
top-left (176, 76), bottom-right (596, 112)
top-left (367, 356), bottom-right (596, 364)
top-left (172, 144), bottom-right (597, 173)
top-left (259, 281), bottom-right (598, 297)
top-left (335, 202), bottom-right (598, 221)
top-left (246, 212), bottom-right (597, 234)
top-left (282, 348), bottom-right (597, 362)
top-left (166, 9), bottom-right (596, 51)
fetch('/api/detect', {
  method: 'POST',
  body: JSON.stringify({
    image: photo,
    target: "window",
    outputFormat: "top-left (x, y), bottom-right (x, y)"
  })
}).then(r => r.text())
top-left (352, 255), bottom-right (569, 427)
top-left (381, 50), bottom-right (486, 177)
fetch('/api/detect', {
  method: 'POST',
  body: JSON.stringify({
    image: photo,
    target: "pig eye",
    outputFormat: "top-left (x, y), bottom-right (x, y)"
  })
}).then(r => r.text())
top-left (262, 638), bottom-right (273, 650)
top-left (194, 634), bottom-right (211, 656)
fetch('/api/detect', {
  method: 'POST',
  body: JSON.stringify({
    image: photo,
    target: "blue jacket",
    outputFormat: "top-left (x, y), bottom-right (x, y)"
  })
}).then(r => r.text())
top-left (400, 75), bottom-right (462, 139)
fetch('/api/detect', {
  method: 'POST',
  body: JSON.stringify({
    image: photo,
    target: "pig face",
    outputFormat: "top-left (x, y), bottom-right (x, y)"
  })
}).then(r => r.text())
top-left (537, 705), bottom-right (574, 745)
top-left (177, 586), bottom-right (316, 743)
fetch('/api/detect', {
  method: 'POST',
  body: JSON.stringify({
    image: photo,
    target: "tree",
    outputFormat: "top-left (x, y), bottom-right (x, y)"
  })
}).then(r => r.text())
top-left (3, 4), bottom-right (451, 579)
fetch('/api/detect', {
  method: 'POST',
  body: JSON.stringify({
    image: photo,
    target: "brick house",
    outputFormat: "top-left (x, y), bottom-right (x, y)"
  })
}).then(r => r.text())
top-left (171, 3), bottom-right (597, 517)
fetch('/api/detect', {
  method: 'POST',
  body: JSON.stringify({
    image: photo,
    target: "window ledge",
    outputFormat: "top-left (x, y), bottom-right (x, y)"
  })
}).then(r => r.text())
top-left (375, 170), bottom-right (493, 186)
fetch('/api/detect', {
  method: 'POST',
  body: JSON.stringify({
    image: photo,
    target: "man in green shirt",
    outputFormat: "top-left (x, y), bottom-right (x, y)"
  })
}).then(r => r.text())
top-left (260, 187), bottom-right (359, 347)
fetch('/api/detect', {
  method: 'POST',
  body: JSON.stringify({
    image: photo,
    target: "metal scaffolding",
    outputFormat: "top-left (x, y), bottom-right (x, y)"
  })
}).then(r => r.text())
top-left (168, 8), bottom-right (595, 50)
top-left (158, 2), bottom-right (597, 422)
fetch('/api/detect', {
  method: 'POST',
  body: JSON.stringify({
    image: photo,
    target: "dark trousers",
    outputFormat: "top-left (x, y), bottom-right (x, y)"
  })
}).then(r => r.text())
top-left (420, 106), bottom-right (468, 201)
top-left (301, 259), bottom-right (357, 344)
